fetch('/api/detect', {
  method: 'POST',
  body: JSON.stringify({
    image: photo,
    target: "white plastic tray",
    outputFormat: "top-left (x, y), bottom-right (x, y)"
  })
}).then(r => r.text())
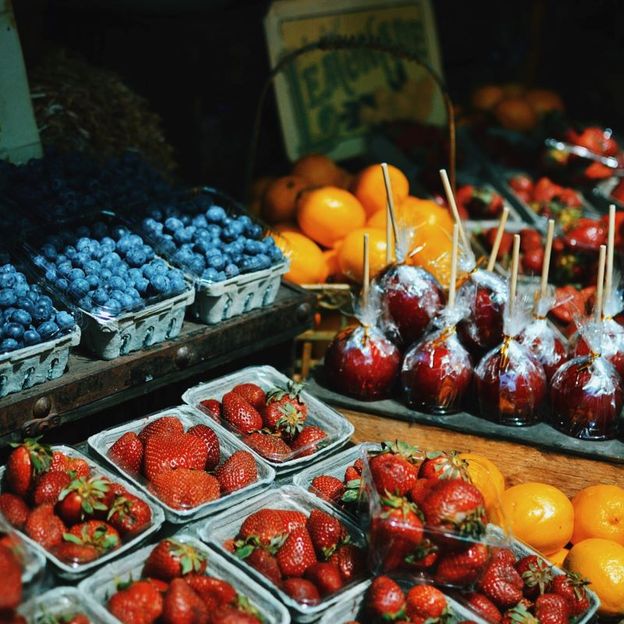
top-left (19, 587), bottom-right (112, 623)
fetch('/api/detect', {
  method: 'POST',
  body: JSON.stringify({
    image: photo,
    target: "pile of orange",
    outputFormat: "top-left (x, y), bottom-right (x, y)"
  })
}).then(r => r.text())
top-left (471, 83), bottom-right (564, 132)
top-left (251, 154), bottom-right (455, 287)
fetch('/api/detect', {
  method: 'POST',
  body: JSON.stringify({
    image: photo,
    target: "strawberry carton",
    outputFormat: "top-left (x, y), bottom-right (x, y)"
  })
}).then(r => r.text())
top-left (0, 444), bottom-right (164, 579)
top-left (19, 587), bottom-right (112, 624)
top-left (79, 534), bottom-right (289, 624)
top-left (88, 406), bottom-right (275, 523)
top-left (198, 485), bottom-right (369, 622)
top-left (182, 365), bottom-right (354, 474)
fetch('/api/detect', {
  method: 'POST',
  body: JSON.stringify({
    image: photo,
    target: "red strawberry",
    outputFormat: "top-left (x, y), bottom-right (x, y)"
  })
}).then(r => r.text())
top-left (150, 469), bottom-right (220, 510)
top-left (478, 553), bottom-right (524, 608)
top-left (222, 392), bottom-right (263, 434)
top-left (290, 426), bottom-right (327, 457)
top-left (306, 509), bottom-right (345, 559)
top-left (66, 615), bottom-right (90, 624)
top-left (310, 475), bottom-right (344, 503)
top-left (53, 539), bottom-right (99, 564)
top-left (520, 229), bottom-right (542, 252)
top-left (25, 504), bottom-right (66, 549)
top-left (501, 604), bottom-right (538, 624)
top-left (0, 493), bottom-right (30, 529)
top-left (199, 399), bottom-right (222, 422)
top-left (68, 520), bottom-right (121, 555)
top-left (56, 475), bottom-right (110, 525)
top-left (276, 527), bottom-right (317, 577)
top-left (6, 438), bottom-right (52, 497)
top-left (232, 383), bottom-right (266, 411)
top-left (107, 493), bottom-right (152, 536)
top-left (108, 432), bottom-right (144, 474)
top-left (328, 543), bottom-right (366, 582)
top-left (434, 543), bottom-right (490, 586)
top-left (244, 548), bottom-right (282, 586)
top-left (185, 576), bottom-right (237, 610)
top-left (405, 585), bottom-right (447, 620)
top-left (143, 433), bottom-right (210, 481)
top-left (549, 572), bottom-right (590, 616)
top-left (276, 509), bottom-right (308, 531)
top-left (515, 555), bottom-right (553, 599)
top-left (264, 382), bottom-right (307, 429)
top-left (138, 416), bottom-right (184, 444)
top-left (534, 593), bottom-right (569, 624)
top-left (101, 481), bottom-right (128, 508)
top-left (521, 247), bottom-right (544, 274)
top-left (187, 425), bottom-right (220, 470)
top-left (210, 606), bottom-right (261, 623)
top-left (408, 478), bottom-right (437, 506)
top-left (466, 592), bottom-right (502, 624)
top-left (66, 457), bottom-right (90, 479)
top-left (161, 578), bottom-right (209, 624)
top-left (304, 562), bottom-right (343, 596)
top-left (369, 441), bottom-right (420, 496)
top-left (108, 580), bottom-right (164, 624)
top-left (237, 509), bottom-right (289, 547)
top-left (32, 470), bottom-right (72, 506)
top-left (344, 465), bottom-right (361, 482)
top-left (0, 544), bottom-right (22, 611)
top-left (368, 576), bottom-right (406, 620)
top-left (373, 494), bottom-right (424, 547)
top-left (144, 539), bottom-right (207, 581)
top-left (417, 451), bottom-right (469, 481)
top-left (242, 432), bottom-right (292, 461)
top-left (215, 451), bottom-right (258, 494)
top-left (49, 450), bottom-right (70, 473)
top-left (282, 578), bottom-right (320, 604)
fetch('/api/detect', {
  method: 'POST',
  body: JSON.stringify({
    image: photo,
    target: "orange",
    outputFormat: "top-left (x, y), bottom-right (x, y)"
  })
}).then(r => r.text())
top-left (262, 175), bottom-right (309, 224)
top-left (250, 176), bottom-right (275, 201)
top-left (292, 153), bottom-right (344, 187)
top-left (471, 85), bottom-right (504, 112)
top-left (297, 186), bottom-right (366, 248)
top-left (500, 482), bottom-right (574, 555)
top-left (548, 548), bottom-right (569, 567)
top-left (400, 196), bottom-right (454, 235)
top-left (458, 452), bottom-right (505, 517)
top-left (323, 248), bottom-right (340, 279)
top-left (270, 231), bottom-right (328, 284)
top-left (407, 224), bottom-right (453, 287)
top-left (571, 484), bottom-right (624, 546)
top-left (565, 538), bottom-right (624, 615)
top-left (367, 209), bottom-right (387, 230)
top-left (494, 98), bottom-right (538, 132)
top-left (525, 89), bottom-right (564, 116)
top-left (352, 163), bottom-right (409, 216)
top-left (273, 222), bottom-right (301, 234)
top-left (337, 227), bottom-right (388, 284)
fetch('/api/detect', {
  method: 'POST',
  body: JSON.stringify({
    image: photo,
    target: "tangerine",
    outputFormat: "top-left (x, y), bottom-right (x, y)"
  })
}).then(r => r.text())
top-left (407, 224), bottom-right (454, 287)
top-left (352, 163), bottom-right (409, 216)
top-left (548, 548), bottom-right (569, 567)
top-left (262, 175), bottom-right (309, 224)
top-left (273, 222), bottom-right (301, 234)
top-left (400, 196), bottom-right (454, 235)
top-left (499, 482), bottom-right (574, 555)
top-left (323, 248), bottom-right (341, 279)
top-left (494, 97), bottom-right (538, 132)
top-left (337, 227), bottom-right (388, 284)
top-left (525, 89), bottom-right (564, 117)
top-left (250, 176), bottom-right (275, 201)
top-left (571, 484), bottom-right (624, 546)
top-left (297, 186), bottom-right (366, 248)
top-left (471, 85), bottom-right (505, 112)
top-left (270, 231), bottom-right (328, 285)
top-left (458, 452), bottom-right (505, 517)
top-left (292, 153), bottom-right (344, 187)
top-left (367, 209), bottom-right (387, 230)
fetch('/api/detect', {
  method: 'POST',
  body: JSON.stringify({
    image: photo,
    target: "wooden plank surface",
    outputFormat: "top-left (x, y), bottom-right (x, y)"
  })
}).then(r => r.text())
top-left (341, 408), bottom-right (624, 498)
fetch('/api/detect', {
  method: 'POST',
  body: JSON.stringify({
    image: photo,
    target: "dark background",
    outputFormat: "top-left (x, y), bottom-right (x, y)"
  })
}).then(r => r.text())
top-left (12, 0), bottom-right (624, 195)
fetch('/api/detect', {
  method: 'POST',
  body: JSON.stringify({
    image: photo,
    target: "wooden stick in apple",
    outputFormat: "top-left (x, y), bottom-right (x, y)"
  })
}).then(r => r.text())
top-left (439, 168), bottom-right (470, 251)
top-left (448, 223), bottom-right (460, 308)
top-left (509, 234), bottom-right (521, 316)
top-left (486, 206), bottom-right (510, 272)
top-left (380, 163), bottom-right (399, 253)
top-left (595, 244), bottom-right (607, 322)
top-left (362, 232), bottom-right (370, 308)
top-left (539, 219), bottom-right (555, 300)
top-left (605, 204), bottom-right (615, 303)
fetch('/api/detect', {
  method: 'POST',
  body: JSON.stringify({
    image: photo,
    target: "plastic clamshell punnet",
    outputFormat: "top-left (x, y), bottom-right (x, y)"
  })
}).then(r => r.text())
top-left (0, 445), bottom-right (164, 579)
top-left (182, 365), bottom-right (354, 474)
top-left (88, 405), bottom-right (276, 523)
top-left (79, 535), bottom-right (290, 624)
top-left (196, 485), bottom-right (369, 623)
top-left (19, 587), bottom-right (113, 624)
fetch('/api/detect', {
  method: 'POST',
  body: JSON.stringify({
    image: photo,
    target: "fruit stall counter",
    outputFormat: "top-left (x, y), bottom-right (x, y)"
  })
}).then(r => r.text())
top-left (0, 283), bottom-right (315, 444)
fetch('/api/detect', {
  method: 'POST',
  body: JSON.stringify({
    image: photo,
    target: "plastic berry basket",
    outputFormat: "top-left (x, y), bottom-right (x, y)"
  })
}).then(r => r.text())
top-left (182, 365), bottom-right (354, 475)
top-left (87, 405), bottom-right (276, 524)
top-left (78, 534), bottom-right (290, 624)
top-left (197, 485), bottom-right (369, 623)
top-left (133, 186), bottom-right (289, 324)
top-left (0, 445), bottom-right (164, 580)
top-left (19, 587), bottom-right (113, 624)
top-left (23, 210), bottom-right (195, 360)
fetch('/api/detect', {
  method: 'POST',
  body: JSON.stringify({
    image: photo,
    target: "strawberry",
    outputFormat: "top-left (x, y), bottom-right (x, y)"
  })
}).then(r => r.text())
top-left (222, 392), bottom-right (263, 434)
top-left (53, 539), bottom-right (99, 564)
top-left (485, 228), bottom-right (513, 259)
top-left (304, 561), bottom-right (343, 596)
top-left (245, 548), bottom-right (282, 586)
top-left (501, 604), bottom-right (538, 624)
top-left (237, 509), bottom-right (289, 548)
top-left (185, 575), bottom-right (236, 610)
top-left (405, 585), bottom-right (447, 620)
top-left (198, 399), bottom-right (221, 422)
top-left (478, 553), bottom-right (524, 609)
top-left (108, 580), bottom-right (164, 624)
top-left (150, 468), bottom-right (220, 509)
top-left (521, 247), bottom-right (544, 274)
top-left (369, 441), bottom-right (420, 496)
top-left (66, 615), bottom-right (90, 624)
top-left (144, 539), bottom-right (208, 581)
top-left (161, 578), bottom-right (209, 624)
top-left (404, 538), bottom-right (439, 570)
top-left (417, 450), bottom-right (469, 481)
top-left (282, 578), bottom-right (320, 604)
top-left (276, 527), bottom-right (317, 577)
top-left (306, 509), bottom-right (345, 559)
top-left (277, 509), bottom-right (308, 531)
top-left (108, 432), bottom-right (144, 474)
top-left (465, 592), bottom-right (502, 624)
top-left (138, 416), bottom-right (184, 444)
top-left (242, 432), bottom-right (292, 461)
top-left (143, 433), bottom-right (210, 481)
top-left (373, 494), bottom-right (424, 547)
top-left (107, 493), bottom-right (152, 536)
top-left (549, 572), bottom-right (590, 616)
top-left (66, 457), bottom-right (90, 479)
top-left (0, 493), bottom-right (30, 529)
top-left (210, 605), bottom-right (261, 623)
top-left (49, 450), bottom-right (70, 473)
top-left (215, 451), bottom-right (257, 494)
top-left (515, 555), bottom-right (553, 599)
top-left (56, 475), bottom-right (110, 524)
top-left (263, 382), bottom-right (307, 436)
top-left (6, 438), bottom-right (52, 497)
top-left (290, 426), bottom-right (327, 457)
top-left (520, 228), bottom-right (542, 252)
top-left (0, 544), bottom-right (22, 611)
top-left (266, 381), bottom-right (306, 416)
top-left (25, 504), bottom-right (66, 549)
top-left (310, 475), bottom-right (344, 503)
top-left (368, 576), bottom-right (406, 620)
top-left (187, 425), bottom-right (220, 470)
top-left (328, 543), bottom-right (365, 582)
top-left (534, 593), bottom-right (569, 624)
top-left (101, 481), bottom-right (128, 508)
top-left (232, 383), bottom-right (266, 411)
top-left (434, 543), bottom-right (490, 586)
top-left (408, 478), bottom-right (438, 506)
top-left (67, 520), bottom-right (121, 555)
top-left (32, 470), bottom-right (72, 506)
top-left (344, 465), bottom-right (361, 482)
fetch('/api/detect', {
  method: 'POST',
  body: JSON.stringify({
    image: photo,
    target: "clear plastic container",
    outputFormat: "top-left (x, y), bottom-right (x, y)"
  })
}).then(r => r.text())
top-left (79, 535), bottom-right (290, 624)
top-left (0, 445), bottom-right (164, 579)
top-left (88, 405), bottom-right (275, 523)
top-left (196, 485), bottom-right (369, 623)
top-left (182, 366), bottom-right (354, 474)
top-left (19, 587), bottom-right (112, 624)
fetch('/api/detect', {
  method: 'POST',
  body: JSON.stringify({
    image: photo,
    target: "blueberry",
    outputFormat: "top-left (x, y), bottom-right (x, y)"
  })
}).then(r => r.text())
top-left (109, 276), bottom-right (125, 291)
top-left (133, 277), bottom-right (149, 294)
top-left (220, 226), bottom-right (238, 243)
top-left (41, 243), bottom-right (58, 260)
top-left (255, 253), bottom-right (271, 270)
top-left (0, 264), bottom-right (14, 274)
top-left (65, 245), bottom-right (77, 258)
top-left (201, 268), bottom-right (219, 282)
top-left (110, 289), bottom-right (126, 303)
top-left (229, 221), bottom-right (245, 236)
top-left (37, 295), bottom-right (54, 308)
top-left (100, 238), bottom-right (116, 254)
top-left (142, 245), bottom-right (155, 262)
top-left (13, 273), bottom-right (27, 287)
top-left (126, 287), bottom-right (141, 301)
top-left (93, 288), bottom-right (109, 306)
top-left (73, 252), bottom-right (90, 268)
top-left (55, 311), bottom-right (74, 331)
top-left (188, 257), bottom-right (206, 274)
top-left (0, 338), bottom-right (19, 352)
top-left (192, 215), bottom-right (208, 228)
top-left (237, 215), bottom-right (252, 228)
top-left (207, 254), bottom-right (226, 271)
top-left (11, 309), bottom-right (32, 326)
top-left (0, 289), bottom-right (17, 307)
top-left (112, 265), bottom-right (128, 278)
top-left (57, 278), bottom-right (69, 292)
top-left (76, 237), bottom-right (92, 252)
top-left (120, 293), bottom-right (135, 309)
top-left (160, 239), bottom-right (177, 255)
top-left (224, 263), bottom-right (240, 278)
top-left (206, 206), bottom-right (226, 224)
top-left (103, 299), bottom-right (122, 316)
top-left (174, 227), bottom-right (195, 244)
top-left (69, 268), bottom-right (85, 281)
top-left (151, 260), bottom-right (168, 274)
top-left (169, 275), bottom-right (186, 293)
top-left (3, 322), bottom-right (24, 340)
top-left (270, 247), bottom-right (284, 262)
top-left (0, 273), bottom-right (16, 289)
top-left (116, 235), bottom-right (135, 254)
top-left (165, 217), bottom-right (184, 232)
top-left (69, 279), bottom-right (90, 299)
top-left (37, 321), bottom-right (59, 339)
top-left (126, 249), bottom-right (147, 268)
top-left (100, 269), bottom-right (112, 282)
top-left (150, 274), bottom-right (170, 294)
top-left (86, 274), bottom-right (99, 289)
top-left (23, 329), bottom-right (41, 346)
top-left (244, 240), bottom-right (263, 255)
top-left (17, 298), bottom-right (34, 314)
top-left (83, 260), bottom-right (101, 275)
top-left (247, 223), bottom-right (264, 239)
top-left (56, 261), bottom-right (73, 278)
top-left (32, 254), bottom-right (47, 268)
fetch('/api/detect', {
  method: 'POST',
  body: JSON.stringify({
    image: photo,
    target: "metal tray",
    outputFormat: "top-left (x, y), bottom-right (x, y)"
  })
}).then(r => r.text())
top-left (88, 405), bottom-right (276, 523)
top-left (19, 587), bottom-right (112, 624)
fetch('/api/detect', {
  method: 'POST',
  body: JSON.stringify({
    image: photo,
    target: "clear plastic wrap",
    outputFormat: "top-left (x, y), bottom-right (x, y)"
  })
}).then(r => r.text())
top-left (19, 587), bottom-right (112, 624)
